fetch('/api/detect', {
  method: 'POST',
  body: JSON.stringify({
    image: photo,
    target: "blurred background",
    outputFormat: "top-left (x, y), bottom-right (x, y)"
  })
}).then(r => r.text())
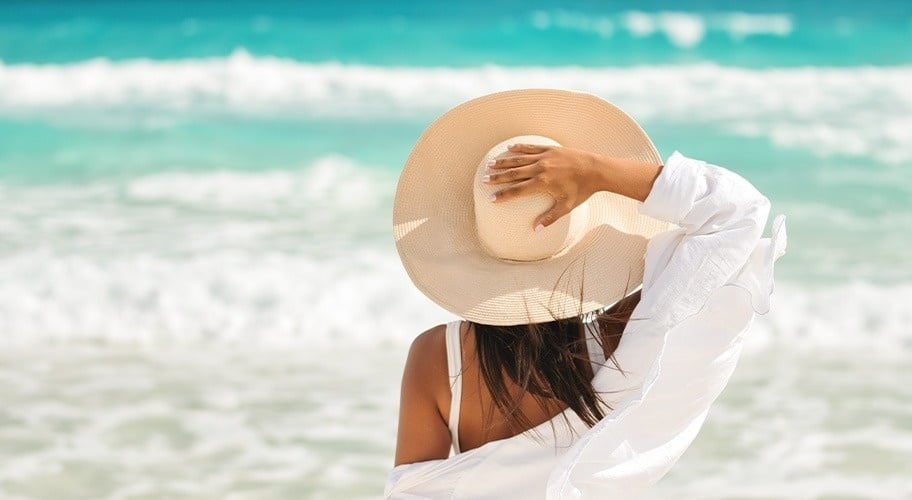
top-left (1, 1), bottom-right (910, 499)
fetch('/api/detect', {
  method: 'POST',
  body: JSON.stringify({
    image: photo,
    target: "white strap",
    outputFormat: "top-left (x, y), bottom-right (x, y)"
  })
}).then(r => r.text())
top-left (445, 321), bottom-right (603, 456)
top-left (444, 321), bottom-right (463, 454)
top-left (584, 322), bottom-right (607, 375)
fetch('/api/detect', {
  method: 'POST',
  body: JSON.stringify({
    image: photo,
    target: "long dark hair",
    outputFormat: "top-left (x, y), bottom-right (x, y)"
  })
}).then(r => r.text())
top-left (469, 290), bottom-right (641, 435)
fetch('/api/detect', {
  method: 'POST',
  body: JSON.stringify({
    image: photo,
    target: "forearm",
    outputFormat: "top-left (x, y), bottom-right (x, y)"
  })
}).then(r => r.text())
top-left (485, 143), bottom-right (666, 228)
top-left (588, 154), bottom-right (663, 203)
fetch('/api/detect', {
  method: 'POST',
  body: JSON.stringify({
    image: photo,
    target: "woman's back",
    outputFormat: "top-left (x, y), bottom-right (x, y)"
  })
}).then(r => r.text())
top-left (394, 292), bottom-right (637, 466)
top-left (388, 95), bottom-right (785, 495)
top-left (449, 290), bottom-right (637, 454)
top-left (445, 320), bottom-right (583, 454)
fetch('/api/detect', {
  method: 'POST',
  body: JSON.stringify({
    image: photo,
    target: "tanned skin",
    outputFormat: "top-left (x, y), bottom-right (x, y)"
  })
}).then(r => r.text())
top-left (394, 144), bottom-right (663, 466)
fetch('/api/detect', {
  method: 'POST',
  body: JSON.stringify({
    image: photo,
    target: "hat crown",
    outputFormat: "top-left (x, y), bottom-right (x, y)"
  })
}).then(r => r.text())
top-left (393, 89), bottom-right (668, 326)
top-left (473, 136), bottom-right (589, 262)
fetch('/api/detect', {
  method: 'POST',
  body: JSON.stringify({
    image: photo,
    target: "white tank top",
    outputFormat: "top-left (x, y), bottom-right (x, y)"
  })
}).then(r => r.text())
top-left (444, 320), bottom-right (607, 455)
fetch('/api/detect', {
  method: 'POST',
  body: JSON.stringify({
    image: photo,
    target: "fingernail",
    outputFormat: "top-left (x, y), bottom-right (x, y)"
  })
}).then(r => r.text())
top-left (506, 143), bottom-right (515, 149)
top-left (481, 175), bottom-right (490, 182)
top-left (534, 224), bottom-right (544, 233)
top-left (486, 159), bottom-right (496, 167)
top-left (488, 194), bottom-right (496, 201)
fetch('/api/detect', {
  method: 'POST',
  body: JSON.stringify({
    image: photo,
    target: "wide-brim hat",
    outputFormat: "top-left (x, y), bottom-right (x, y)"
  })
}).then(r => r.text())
top-left (393, 89), bottom-right (669, 326)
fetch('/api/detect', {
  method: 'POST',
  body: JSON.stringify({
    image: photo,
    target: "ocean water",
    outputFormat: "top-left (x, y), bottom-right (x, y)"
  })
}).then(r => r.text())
top-left (1, 1), bottom-right (910, 499)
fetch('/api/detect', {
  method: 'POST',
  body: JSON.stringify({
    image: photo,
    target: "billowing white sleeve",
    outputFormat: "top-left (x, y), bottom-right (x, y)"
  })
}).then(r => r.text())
top-left (547, 152), bottom-right (787, 498)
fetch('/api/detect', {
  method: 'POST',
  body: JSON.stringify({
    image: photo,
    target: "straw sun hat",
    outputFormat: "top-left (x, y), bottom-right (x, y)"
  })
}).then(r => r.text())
top-left (393, 89), bottom-right (669, 326)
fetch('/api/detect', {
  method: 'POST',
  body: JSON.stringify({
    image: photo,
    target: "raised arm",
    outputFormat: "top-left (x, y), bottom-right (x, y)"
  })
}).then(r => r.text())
top-left (489, 145), bottom-right (779, 498)
top-left (486, 145), bottom-right (770, 328)
top-left (485, 143), bottom-right (662, 229)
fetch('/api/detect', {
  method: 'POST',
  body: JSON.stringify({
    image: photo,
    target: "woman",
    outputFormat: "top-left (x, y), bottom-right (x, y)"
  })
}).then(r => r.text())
top-left (387, 89), bottom-right (786, 498)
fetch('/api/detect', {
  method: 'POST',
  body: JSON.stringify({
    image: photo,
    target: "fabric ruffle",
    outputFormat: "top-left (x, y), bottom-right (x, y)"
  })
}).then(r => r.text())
top-left (547, 215), bottom-right (787, 498)
top-left (386, 154), bottom-right (787, 499)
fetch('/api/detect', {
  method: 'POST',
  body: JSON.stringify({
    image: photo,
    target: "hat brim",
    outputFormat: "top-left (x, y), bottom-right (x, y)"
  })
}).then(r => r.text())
top-left (393, 89), bottom-right (669, 326)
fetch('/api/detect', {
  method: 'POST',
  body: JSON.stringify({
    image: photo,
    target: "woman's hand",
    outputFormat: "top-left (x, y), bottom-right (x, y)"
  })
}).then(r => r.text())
top-left (484, 143), bottom-right (602, 230)
top-left (484, 143), bottom-right (663, 230)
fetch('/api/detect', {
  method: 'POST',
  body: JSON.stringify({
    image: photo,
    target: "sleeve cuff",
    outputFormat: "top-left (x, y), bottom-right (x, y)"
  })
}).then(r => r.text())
top-left (639, 151), bottom-right (706, 224)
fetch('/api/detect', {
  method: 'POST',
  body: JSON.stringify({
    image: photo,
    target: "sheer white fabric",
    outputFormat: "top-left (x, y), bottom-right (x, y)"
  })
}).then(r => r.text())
top-left (385, 152), bottom-right (788, 499)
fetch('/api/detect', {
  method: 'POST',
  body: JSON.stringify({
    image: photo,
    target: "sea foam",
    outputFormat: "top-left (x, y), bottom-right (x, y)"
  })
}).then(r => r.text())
top-left (1, 158), bottom-right (909, 349)
top-left (529, 11), bottom-right (792, 46)
top-left (1, 55), bottom-right (909, 163)
top-left (1, 242), bottom-right (910, 354)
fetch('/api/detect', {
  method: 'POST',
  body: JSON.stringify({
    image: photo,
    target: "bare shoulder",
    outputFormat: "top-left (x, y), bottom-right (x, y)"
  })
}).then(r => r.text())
top-left (395, 323), bottom-right (453, 465)
top-left (403, 324), bottom-right (449, 393)
top-left (411, 323), bottom-right (447, 347)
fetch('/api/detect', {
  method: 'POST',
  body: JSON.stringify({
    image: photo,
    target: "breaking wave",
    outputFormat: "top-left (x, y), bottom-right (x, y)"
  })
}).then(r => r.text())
top-left (1, 54), bottom-right (909, 163)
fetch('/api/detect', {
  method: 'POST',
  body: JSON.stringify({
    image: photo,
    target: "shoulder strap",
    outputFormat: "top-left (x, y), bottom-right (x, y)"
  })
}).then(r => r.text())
top-left (444, 320), bottom-right (463, 454)
top-left (584, 322), bottom-right (607, 375)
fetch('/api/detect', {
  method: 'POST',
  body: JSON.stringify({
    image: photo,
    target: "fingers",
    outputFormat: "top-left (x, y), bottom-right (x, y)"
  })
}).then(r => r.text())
top-left (488, 153), bottom-right (539, 169)
top-left (534, 199), bottom-right (571, 230)
top-left (489, 143), bottom-right (551, 168)
top-left (482, 164), bottom-right (539, 185)
top-left (508, 143), bottom-right (550, 154)
top-left (490, 179), bottom-right (540, 203)
top-left (488, 174), bottom-right (572, 231)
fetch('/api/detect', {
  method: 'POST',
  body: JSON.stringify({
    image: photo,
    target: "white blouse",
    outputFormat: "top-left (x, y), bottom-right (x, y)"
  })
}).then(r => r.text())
top-left (385, 152), bottom-right (788, 499)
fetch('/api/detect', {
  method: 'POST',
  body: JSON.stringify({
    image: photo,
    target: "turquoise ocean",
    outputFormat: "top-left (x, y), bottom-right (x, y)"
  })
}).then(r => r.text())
top-left (1, 1), bottom-right (910, 498)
